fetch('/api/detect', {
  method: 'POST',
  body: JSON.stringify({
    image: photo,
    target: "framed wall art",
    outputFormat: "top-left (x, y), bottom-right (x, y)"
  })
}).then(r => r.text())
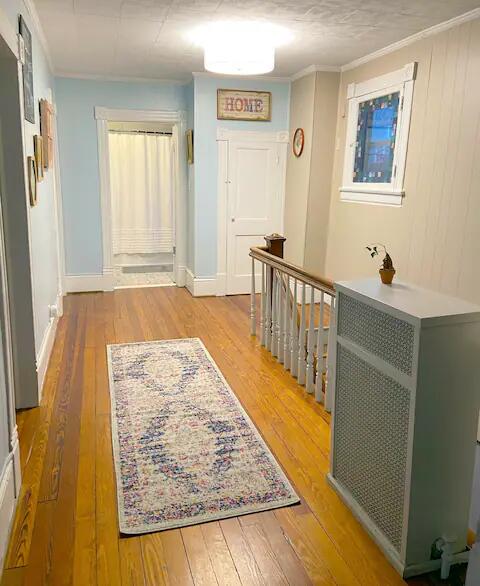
top-left (27, 156), bottom-right (38, 206)
top-left (186, 129), bottom-right (194, 164)
top-left (33, 135), bottom-right (44, 182)
top-left (293, 128), bottom-right (304, 157)
top-left (19, 15), bottom-right (35, 124)
top-left (40, 99), bottom-right (54, 168)
top-left (217, 89), bottom-right (271, 122)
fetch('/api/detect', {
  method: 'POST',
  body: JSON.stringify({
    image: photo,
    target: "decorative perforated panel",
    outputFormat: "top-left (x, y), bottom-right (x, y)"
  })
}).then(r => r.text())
top-left (333, 345), bottom-right (410, 552)
top-left (337, 292), bottom-right (415, 375)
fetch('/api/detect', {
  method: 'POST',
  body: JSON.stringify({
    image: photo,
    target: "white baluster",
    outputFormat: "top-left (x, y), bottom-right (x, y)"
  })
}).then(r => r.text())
top-left (290, 278), bottom-right (298, 378)
top-left (315, 291), bottom-right (326, 402)
top-left (265, 267), bottom-right (272, 350)
top-left (272, 270), bottom-right (279, 358)
top-left (306, 286), bottom-right (316, 393)
top-left (284, 275), bottom-right (290, 371)
top-left (297, 283), bottom-right (307, 386)
top-left (278, 274), bottom-right (285, 364)
top-left (276, 271), bottom-right (282, 359)
top-left (250, 257), bottom-right (256, 336)
top-left (325, 295), bottom-right (336, 413)
top-left (260, 262), bottom-right (266, 346)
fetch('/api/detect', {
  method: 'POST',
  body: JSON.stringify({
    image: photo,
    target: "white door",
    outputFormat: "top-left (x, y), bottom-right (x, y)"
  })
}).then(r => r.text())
top-left (226, 139), bottom-right (284, 295)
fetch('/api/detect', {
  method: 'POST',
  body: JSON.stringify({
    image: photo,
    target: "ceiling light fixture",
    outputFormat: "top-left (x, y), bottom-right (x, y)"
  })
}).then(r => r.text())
top-left (191, 22), bottom-right (293, 76)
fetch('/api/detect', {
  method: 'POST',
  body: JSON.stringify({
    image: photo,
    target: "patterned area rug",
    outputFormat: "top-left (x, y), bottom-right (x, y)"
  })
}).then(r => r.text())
top-left (107, 338), bottom-right (299, 534)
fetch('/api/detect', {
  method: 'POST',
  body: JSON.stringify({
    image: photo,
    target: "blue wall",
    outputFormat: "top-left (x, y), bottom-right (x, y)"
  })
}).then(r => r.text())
top-left (185, 81), bottom-right (195, 271)
top-left (192, 75), bottom-right (290, 277)
top-left (1, 0), bottom-right (60, 358)
top-left (55, 78), bottom-right (187, 275)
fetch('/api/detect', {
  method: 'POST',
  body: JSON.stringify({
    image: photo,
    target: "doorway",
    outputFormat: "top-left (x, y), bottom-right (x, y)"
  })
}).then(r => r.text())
top-left (95, 108), bottom-right (187, 291)
top-left (107, 121), bottom-right (176, 289)
top-left (217, 130), bottom-right (288, 296)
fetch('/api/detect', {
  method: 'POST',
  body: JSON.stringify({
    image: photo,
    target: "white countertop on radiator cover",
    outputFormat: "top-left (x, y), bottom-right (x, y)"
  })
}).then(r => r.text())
top-left (335, 278), bottom-right (480, 327)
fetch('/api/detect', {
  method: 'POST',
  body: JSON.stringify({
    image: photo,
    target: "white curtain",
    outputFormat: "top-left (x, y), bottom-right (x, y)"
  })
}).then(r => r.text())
top-left (108, 132), bottom-right (174, 255)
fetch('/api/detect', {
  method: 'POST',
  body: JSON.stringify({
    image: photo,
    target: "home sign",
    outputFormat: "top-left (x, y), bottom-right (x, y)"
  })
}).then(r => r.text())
top-left (217, 89), bottom-right (272, 121)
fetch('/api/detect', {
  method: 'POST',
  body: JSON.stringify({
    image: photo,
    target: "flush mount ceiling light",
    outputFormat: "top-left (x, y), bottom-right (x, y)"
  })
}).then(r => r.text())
top-left (190, 22), bottom-right (293, 76)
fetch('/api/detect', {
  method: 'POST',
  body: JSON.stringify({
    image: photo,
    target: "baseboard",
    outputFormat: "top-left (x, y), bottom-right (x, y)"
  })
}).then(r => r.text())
top-left (0, 458), bottom-right (17, 571)
top-left (65, 270), bottom-right (114, 293)
top-left (185, 269), bottom-right (217, 297)
top-left (176, 265), bottom-right (186, 288)
top-left (36, 314), bottom-right (58, 399)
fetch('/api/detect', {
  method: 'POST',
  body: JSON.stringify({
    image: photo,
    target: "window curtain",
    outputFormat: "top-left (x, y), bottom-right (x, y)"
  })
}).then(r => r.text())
top-left (108, 132), bottom-right (174, 255)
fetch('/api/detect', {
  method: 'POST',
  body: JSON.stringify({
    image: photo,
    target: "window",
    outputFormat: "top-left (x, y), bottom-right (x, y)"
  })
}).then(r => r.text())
top-left (340, 63), bottom-right (416, 206)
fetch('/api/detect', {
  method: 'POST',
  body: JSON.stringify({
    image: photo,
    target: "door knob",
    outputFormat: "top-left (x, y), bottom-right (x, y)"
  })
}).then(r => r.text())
top-left (231, 217), bottom-right (235, 222)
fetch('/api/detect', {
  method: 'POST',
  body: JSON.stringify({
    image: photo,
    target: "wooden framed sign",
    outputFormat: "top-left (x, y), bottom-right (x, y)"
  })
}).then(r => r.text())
top-left (217, 89), bottom-right (271, 122)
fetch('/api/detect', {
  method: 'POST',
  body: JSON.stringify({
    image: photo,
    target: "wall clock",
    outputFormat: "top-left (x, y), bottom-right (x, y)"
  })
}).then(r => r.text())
top-left (293, 128), bottom-right (304, 157)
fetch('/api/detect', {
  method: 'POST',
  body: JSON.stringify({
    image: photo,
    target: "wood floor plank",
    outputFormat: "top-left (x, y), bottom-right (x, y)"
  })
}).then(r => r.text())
top-left (160, 530), bottom-right (194, 586)
top-left (181, 525), bottom-right (219, 585)
top-left (4, 315), bottom-right (70, 569)
top-left (220, 518), bottom-right (265, 586)
top-left (239, 520), bottom-right (289, 586)
top-left (3, 288), bottom-right (427, 586)
top-left (119, 537), bottom-right (146, 586)
top-left (0, 567), bottom-right (25, 586)
top-left (73, 347), bottom-right (97, 585)
top-left (200, 522), bottom-right (242, 586)
top-left (249, 511), bottom-right (312, 586)
top-left (96, 415), bottom-right (122, 586)
top-left (141, 533), bottom-right (169, 586)
top-left (21, 501), bottom-right (55, 585)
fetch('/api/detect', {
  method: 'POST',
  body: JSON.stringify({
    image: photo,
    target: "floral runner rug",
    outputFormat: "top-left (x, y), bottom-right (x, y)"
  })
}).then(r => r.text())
top-left (107, 338), bottom-right (299, 534)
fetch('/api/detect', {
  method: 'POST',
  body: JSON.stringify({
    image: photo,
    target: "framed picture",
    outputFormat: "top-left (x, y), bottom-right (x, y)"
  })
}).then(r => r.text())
top-left (40, 99), bottom-right (54, 169)
top-left (19, 16), bottom-right (34, 124)
top-left (34, 135), bottom-right (44, 182)
top-left (186, 129), bottom-right (194, 164)
top-left (27, 156), bottom-right (38, 206)
top-left (293, 128), bottom-right (305, 158)
top-left (217, 89), bottom-right (271, 122)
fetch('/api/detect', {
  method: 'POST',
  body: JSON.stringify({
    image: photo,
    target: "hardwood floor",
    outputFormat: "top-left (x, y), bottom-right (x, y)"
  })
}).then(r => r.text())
top-left (1, 287), bottom-right (447, 585)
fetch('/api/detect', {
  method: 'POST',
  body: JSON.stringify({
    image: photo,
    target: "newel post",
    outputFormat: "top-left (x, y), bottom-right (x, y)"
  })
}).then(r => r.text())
top-left (264, 233), bottom-right (286, 258)
top-left (262, 234), bottom-right (286, 343)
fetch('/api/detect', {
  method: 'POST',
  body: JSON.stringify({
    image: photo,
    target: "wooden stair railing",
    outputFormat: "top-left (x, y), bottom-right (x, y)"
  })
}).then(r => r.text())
top-left (249, 238), bottom-right (336, 411)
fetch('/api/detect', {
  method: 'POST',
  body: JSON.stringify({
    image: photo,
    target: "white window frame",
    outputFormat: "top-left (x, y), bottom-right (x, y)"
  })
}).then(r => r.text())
top-left (340, 62), bottom-right (417, 206)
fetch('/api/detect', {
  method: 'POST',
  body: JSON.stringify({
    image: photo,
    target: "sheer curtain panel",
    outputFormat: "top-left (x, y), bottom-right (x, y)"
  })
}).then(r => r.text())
top-left (109, 132), bottom-right (174, 255)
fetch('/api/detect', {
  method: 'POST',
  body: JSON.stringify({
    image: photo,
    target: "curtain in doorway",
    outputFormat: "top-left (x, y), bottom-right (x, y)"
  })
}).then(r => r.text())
top-left (108, 132), bottom-right (174, 255)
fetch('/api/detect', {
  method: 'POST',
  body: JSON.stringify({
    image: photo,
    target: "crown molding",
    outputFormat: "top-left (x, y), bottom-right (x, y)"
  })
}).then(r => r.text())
top-left (192, 71), bottom-right (291, 83)
top-left (341, 7), bottom-right (480, 72)
top-left (290, 64), bottom-right (341, 81)
top-left (23, 0), bottom-right (54, 73)
top-left (55, 71), bottom-right (189, 85)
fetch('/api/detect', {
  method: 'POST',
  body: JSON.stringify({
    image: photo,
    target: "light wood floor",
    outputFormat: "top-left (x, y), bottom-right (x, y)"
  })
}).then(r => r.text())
top-left (1, 287), bottom-right (443, 585)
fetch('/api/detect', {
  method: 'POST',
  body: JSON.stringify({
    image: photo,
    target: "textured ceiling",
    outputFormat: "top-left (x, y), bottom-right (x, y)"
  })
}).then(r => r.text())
top-left (34, 0), bottom-right (480, 81)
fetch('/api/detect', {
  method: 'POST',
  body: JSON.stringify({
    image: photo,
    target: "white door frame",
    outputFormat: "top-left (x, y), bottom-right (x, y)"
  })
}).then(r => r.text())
top-left (95, 107), bottom-right (187, 289)
top-left (216, 128), bottom-right (289, 296)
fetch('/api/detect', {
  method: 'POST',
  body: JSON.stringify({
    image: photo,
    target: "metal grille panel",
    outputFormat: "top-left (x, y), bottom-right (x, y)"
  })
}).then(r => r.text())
top-left (337, 292), bottom-right (415, 375)
top-left (333, 345), bottom-right (410, 552)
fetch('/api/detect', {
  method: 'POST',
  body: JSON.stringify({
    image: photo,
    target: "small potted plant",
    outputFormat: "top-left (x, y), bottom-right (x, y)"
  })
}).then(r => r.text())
top-left (366, 244), bottom-right (396, 285)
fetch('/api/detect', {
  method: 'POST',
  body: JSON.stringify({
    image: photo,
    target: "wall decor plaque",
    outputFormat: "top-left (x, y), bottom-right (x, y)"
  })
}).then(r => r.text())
top-left (217, 89), bottom-right (271, 121)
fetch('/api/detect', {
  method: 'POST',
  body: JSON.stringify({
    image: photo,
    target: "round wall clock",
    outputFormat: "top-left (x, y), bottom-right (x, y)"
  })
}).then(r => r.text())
top-left (293, 128), bottom-right (304, 157)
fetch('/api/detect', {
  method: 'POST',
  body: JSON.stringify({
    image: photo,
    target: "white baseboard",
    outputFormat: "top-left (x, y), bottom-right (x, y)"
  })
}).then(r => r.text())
top-left (0, 458), bottom-right (17, 571)
top-left (36, 315), bottom-right (58, 400)
top-left (65, 270), bottom-right (114, 293)
top-left (216, 272), bottom-right (227, 296)
top-left (175, 265), bottom-right (186, 288)
top-left (185, 269), bottom-right (217, 297)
